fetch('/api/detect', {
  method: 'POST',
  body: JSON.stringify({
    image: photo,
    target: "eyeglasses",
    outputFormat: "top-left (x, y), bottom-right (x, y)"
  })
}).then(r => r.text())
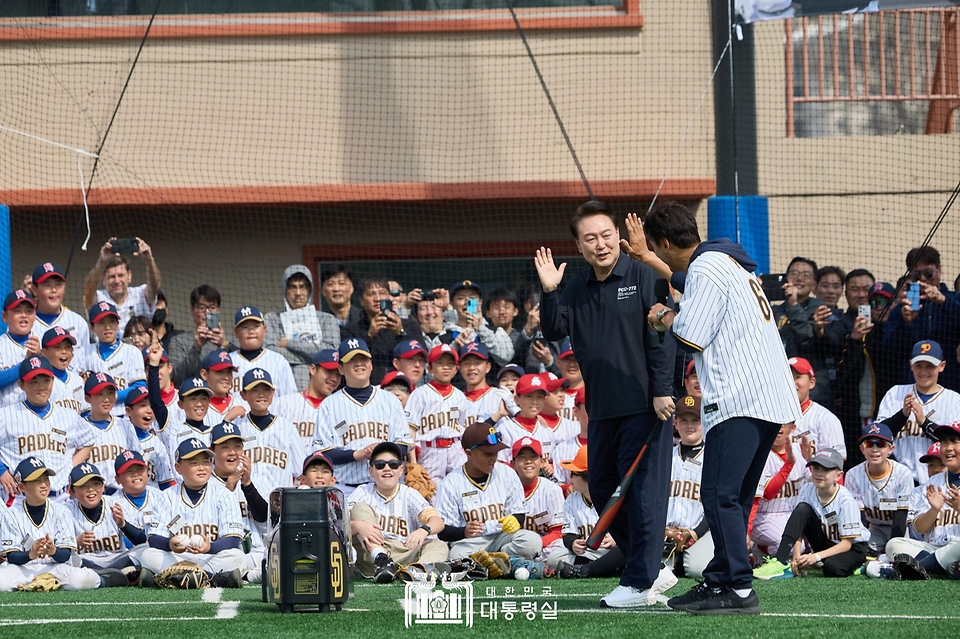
top-left (910, 267), bottom-right (937, 281)
top-left (861, 439), bottom-right (890, 449)
top-left (390, 289), bottom-right (402, 297)
top-left (787, 270), bottom-right (815, 280)
top-left (469, 429), bottom-right (503, 450)
top-left (371, 459), bottom-right (402, 470)
top-left (194, 304), bottom-right (219, 313)
top-left (870, 298), bottom-right (889, 309)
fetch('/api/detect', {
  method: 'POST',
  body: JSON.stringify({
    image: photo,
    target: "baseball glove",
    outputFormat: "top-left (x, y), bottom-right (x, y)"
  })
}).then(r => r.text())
top-left (397, 563), bottom-right (431, 583)
top-left (470, 551), bottom-right (511, 579)
top-left (405, 463), bottom-right (436, 501)
top-left (17, 572), bottom-right (61, 592)
top-left (154, 561), bottom-right (210, 589)
top-left (446, 557), bottom-right (488, 582)
top-left (509, 556), bottom-right (553, 580)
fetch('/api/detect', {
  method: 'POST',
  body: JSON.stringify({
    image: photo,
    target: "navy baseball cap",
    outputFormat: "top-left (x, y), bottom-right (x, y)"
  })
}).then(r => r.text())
top-left (124, 386), bottom-right (150, 407)
top-left (142, 346), bottom-right (169, 363)
top-left (869, 282), bottom-right (895, 300)
top-left (42, 326), bottom-right (76, 348)
top-left (69, 462), bottom-right (104, 487)
top-left (380, 371), bottom-right (413, 392)
top-left (201, 349), bottom-right (237, 372)
top-left (14, 457), bottom-right (55, 483)
top-left (859, 422), bottom-right (894, 444)
top-left (20, 356), bottom-right (54, 381)
top-left (84, 371), bottom-right (117, 395)
top-left (302, 451), bottom-right (334, 474)
top-left (451, 280), bottom-right (482, 297)
top-left (806, 448), bottom-right (844, 470)
top-left (3, 289), bottom-right (36, 311)
top-left (88, 301), bottom-right (120, 325)
top-left (393, 338), bottom-right (427, 360)
top-left (241, 368), bottom-right (274, 391)
top-left (497, 363), bottom-right (525, 380)
top-left (370, 441), bottom-right (403, 463)
top-left (558, 338), bottom-right (574, 360)
top-left (339, 338), bottom-right (371, 363)
top-left (234, 306), bottom-right (264, 328)
top-left (179, 377), bottom-right (214, 399)
top-left (311, 349), bottom-right (340, 370)
top-left (176, 438), bottom-right (214, 462)
top-left (32, 262), bottom-right (65, 285)
top-left (911, 340), bottom-right (944, 366)
top-left (459, 341), bottom-right (489, 361)
top-left (211, 421), bottom-right (244, 445)
top-left (115, 450), bottom-right (147, 475)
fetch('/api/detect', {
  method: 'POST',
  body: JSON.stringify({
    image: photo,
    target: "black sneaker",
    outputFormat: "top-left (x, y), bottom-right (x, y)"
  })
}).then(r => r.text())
top-left (557, 562), bottom-right (590, 579)
top-left (667, 581), bottom-right (719, 611)
top-left (948, 561), bottom-right (960, 580)
top-left (97, 569), bottom-right (131, 588)
top-left (209, 568), bottom-right (243, 588)
top-left (138, 568), bottom-right (155, 588)
top-left (892, 554), bottom-right (929, 581)
top-left (374, 554), bottom-right (399, 584)
top-left (685, 586), bottom-right (761, 615)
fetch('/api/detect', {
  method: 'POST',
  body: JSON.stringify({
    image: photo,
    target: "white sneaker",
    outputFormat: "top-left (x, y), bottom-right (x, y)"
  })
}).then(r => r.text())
top-left (600, 566), bottom-right (678, 608)
top-left (244, 568), bottom-right (263, 584)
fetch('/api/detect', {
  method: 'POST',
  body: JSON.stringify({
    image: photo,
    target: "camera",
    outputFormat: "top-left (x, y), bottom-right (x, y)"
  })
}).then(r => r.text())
top-left (421, 291), bottom-right (436, 302)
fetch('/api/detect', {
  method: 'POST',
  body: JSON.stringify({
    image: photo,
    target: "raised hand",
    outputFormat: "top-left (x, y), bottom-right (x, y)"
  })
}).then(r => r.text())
top-left (534, 247), bottom-right (566, 293)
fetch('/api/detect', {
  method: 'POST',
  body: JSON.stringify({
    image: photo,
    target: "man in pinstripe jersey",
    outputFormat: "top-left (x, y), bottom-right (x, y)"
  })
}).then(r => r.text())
top-left (639, 202), bottom-right (801, 615)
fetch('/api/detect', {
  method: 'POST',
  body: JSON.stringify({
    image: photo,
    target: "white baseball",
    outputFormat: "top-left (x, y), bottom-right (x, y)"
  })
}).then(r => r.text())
top-left (189, 534), bottom-right (205, 549)
top-left (172, 534), bottom-right (189, 548)
top-left (514, 567), bottom-right (530, 581)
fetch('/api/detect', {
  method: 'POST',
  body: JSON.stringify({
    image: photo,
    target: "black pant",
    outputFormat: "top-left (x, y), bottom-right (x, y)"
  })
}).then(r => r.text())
top-left (573, 546), bottom-right (626, 578)
top-left (775, 502), bottom-right (869, 577)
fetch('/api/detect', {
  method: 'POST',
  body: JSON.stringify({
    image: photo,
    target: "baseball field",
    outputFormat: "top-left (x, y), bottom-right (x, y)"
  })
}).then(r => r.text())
top-left (0, 575), bottom-right (956, 637)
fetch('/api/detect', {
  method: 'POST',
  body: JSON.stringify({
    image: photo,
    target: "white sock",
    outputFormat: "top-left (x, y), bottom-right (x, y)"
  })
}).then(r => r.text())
top-left (733, 588), bottom-right (753, 598)
top-left (371, 547), bottom-right (387, 559)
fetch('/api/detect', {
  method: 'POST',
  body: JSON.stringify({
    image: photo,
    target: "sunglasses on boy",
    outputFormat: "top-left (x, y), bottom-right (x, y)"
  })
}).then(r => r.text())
top-left (469, 429), bottom-right (503, 450)
top-left (861, 439), bottom-right (891, 449)
top-left (371, 459), bottom-right (403, 470)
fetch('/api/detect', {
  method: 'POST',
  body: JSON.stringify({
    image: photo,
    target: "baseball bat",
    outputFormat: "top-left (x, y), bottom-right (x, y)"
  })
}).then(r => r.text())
top-left (585, 416), bottom-right (667, 550)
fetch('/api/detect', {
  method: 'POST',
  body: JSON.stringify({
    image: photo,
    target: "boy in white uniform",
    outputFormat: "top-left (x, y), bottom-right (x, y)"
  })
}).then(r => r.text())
top-left (750, 423), bottom-right (809, 556)
top-left (273, 349), bottom-right (342, 449)
top-left (230, 306), bottom-right (296, 398)
top-left (494, 374), bottom-right (552, 464)
top-left (0, 289), bottom-right (39, 407)
top-left (107, 450), bottom-right (165, 565)
top-left (511, 437), bottom-right (564, 565)
top-left (788, 357), bottom-right (845, 458)
top-left (82, 302), bottom-right (145, 416)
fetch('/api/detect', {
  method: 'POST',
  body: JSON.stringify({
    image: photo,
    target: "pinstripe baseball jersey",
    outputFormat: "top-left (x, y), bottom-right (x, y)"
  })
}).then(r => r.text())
top-left (273, 392), bottom-right (324, 450)
top-left (561, 492), bottom-right (597, 539)
top-left (797, 482), bottom-right (870, 543)
top-left (667, 446), bottom-right (704, 529)
top-left (229, 350), bottom-right (297, 398)
top-left (130, 427), bottom-right (174, 489)
top-left (161, 421), bottom-right (213, 474)
top-left (672, 251), bottom-right (801, 433)
top-left (347, 483), bottom-right (432, 542)
top-left (8, 371), bottom-right (87, 414)
top-left (462, 387), bottom-right (513, 428)
top-left (63, 496), bottom-right (128, 557)
top-left (0, 402), bottom-right (95, 491)
top-left (561, 390), bottom-right (577, 421)
top-left (793, 400), bottom-right (846, 458)
top-left (551, 435), bottom-right (585, 485)
top-left (79, 415), bottom-right (140, 491)
top-left (493, 416), bottom-right (552, 464)
top-left (31, 308), bottom-right (89, 374)
top-left (407, 384), bottom-right (468, 443)
top-left (845, 460), bottom-right (913, 531)
top-left (311, 388), bottom-right (413, 486)
top-left (207, 394), bottom-right (245, 426)
top-left (233, 415), bottom-right (305, 491)
top-left (82, 343), bottom-right (145, 416)
top-left (538, 415), bottom-right (580, 461)
top-left (0, 499), bottom-right (77, 558)
top-left (876, 384), bottom-right (960, 484)
top-left (520, 478), bottom-right (565, 535)
top-left (211, 474), bottom-right (265, 554)
top-left (0, 333), bottom-right (29, 407)
top-left (908, 471), bottom-right (960, 546)
top-left (434, 463), bottom-right (526, 536)
top-left (96, 286), bottom-right (156, 336)
top-left (755, 443), bottom-right (809, 514)
top-left (148, 483), bottom-right (245, 541)
top-left (108, 486), bottom-right (165, 543)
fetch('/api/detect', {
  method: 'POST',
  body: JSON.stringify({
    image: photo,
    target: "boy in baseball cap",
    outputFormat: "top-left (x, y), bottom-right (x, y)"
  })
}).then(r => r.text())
top-left (557, 338), bottom-right (584, 399)
top-left (496, 363), bottom-right (524, 397)
top-left (301, 451), bottom-right (337, 488)
top-left (0, 290), bottom-right (40, 401)
top-left (392, 338), bottom-right (427, 388)
top-left (510, 437), bottom-right (564, 566)
top-left (919, 441), bottom-right (945, 476)
top-left (28, 262), bottom-right (91, 372)
top-left (39, 326), bottom-right (86, 414)
top-left (83, 301), bottom-right (145, 417)
top-left (200, 349), bottom-right (245, 424)
top-left (380, 371), bottom-right (413, 407)
top-left (493, 373), bottom-right (551, 464)
top-left (273, 349), bottom-right (342, 451)
top-left (78, 372), bottom-right (142, 494)
top-left (789, 357), bottom-right (846, 460)
top-left (459, 342), bottom-right (517, 428)
top-left (108, 450), bottom-right (165, 569)
top-left (122, 385), bottom-right (174, 491)
top-left (230, 306), bottom-right (297, 398)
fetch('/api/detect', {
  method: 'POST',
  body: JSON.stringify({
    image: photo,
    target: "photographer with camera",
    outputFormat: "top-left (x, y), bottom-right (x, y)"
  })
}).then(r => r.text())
top-left (341, 276), bottom-right (424, 385)
top-left (438, 281), bottom-right (514, 369)
top-left (84, 237), bottom-right (162, 336)
top-left (168, 285), bottom-right (232, 386)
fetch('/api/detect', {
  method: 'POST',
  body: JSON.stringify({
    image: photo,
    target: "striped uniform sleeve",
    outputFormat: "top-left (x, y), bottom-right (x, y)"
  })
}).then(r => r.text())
top-left (0, 510), bottom-right (23, 554)
top-left (53, 505), bottom-right (79, 550)
top-left (433, 478), bottom-right (465, 528)
top-left (838, 494), bottom-right (864, 539)
top-left (310, 402), bottom-right (338, 452)
top-left (672, 265), bottom-right (726, 352)
top-left (216, 489), bottom-right (246, 539)
top-left (387, 396), bottom-right (415, 446)
top-left (502, 470), bottom-right (527, 516)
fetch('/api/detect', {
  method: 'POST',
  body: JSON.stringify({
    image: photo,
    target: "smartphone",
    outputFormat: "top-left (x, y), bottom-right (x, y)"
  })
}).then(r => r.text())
top-left (858, 304), bottom-right (871, 323)
top-left (379, 299), bottom-right (391, 315)
top-left (466, 299), bottom-right (480, 315)
top-left (205, 311), bottom-right (219, 330)
top-left (906, 282), bottom-right (921, 309)
top-left (760, 273), bottom-right (787, 302)
top-left (529, 292), bottom-right (541, 307)
top-left (421, 291), bottom-right (436, 302)
top-left (109, 238), bottom-right (138, 254)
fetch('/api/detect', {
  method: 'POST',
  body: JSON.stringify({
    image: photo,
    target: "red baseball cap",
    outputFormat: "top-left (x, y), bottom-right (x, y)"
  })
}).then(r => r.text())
top-left (511, 436), bottom-right (543, 460)
top-left (933, 422), bottom-right (960, 442)
top-left (516, 373), bottom-right (548, 396)
top-left (539, 372), bottom-right (570, 392)
top-left (574, 386), bottom-right (585, 406)
top-left (427, 344), bottom-right (459, 365)
top-left (919, 442), bottom-right (942, 463)
top-left (685, 360), bottom-right (696, 379)
top-left (788, 357), bottom-right (815, 377)
top-left (380, 371), bottom-right (413, 392)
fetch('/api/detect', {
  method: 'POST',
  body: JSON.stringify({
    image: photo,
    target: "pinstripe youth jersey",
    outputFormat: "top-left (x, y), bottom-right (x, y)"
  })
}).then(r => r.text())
top-left (407, 384), bottom-right (468, 443)
top-left (0, 499), bottom-right (77, 559)
top-left (129, 427), bottom-right (174, 489)
top-left (462, 386), bottom-right (514, 428)
top-left (793, 400), bottom-right (846, 458)
top-left (207, 394), bottom-right (245, 426)
top-left (8, 371), bottom-right (87, 414)
top-left (672, 251), bottom-right (801, 433)
top-left (233, 414), bottom-right (306, 491)
top-left (797, 482), bottom-right (870, 544)
top-left (229, 350), bottom-right (297, 398)
top-left (755, 443), bottom-right (809, 514)
top-left (161, 421), bottom-right (214, 472)
top-left (148, 483), bottom-right (244, 541)
top-left (845, 460), bottom-right (913, 530)
top-left (876, 384), bottom-right (960, 484)
top-left (520, 478), bottom-right (565, 535)
top-left (538, 415), bottom-right (580, 462)
top-left (96, 286), bottom-right (156, 337)
top-left (312, 387), bottom-right (413, 486)
top-left (0, 333), bottom-right (29, 406)
top-left (552, 435), bottom-right (585, 485)
top-left (108, 486), bottom-right (165, 545)
top-left (79, 415), bottom-right (141, 491)
top-left (434, 463), bottom-right (527, 536)
top-left (667, 445), bottom-right (704, 529)
top-left (211, 474), bottom-right (265, 554)
top-left (561, 492), bottom-right (598, 539)
top-left (0, 402), bottom-right (95, 491)
top-left (64, 496), bottom-right (129, 557)
top-left (347, 483), bottom-right (433, 542)
top-left (273, 392), bottom-right (324, 450)
top-left (31, 307), bottom-right (90, 374)
top-left (82, 343), bottom-right (145, 416)
top-left (908, 471), bottom-right (960, 546)
top-left (493, 416), bottom-right (552, 464)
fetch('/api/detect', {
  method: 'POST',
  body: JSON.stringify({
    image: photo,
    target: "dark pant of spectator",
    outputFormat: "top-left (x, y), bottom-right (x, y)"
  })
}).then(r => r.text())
top-left (571, 546), bottom-right (626, 579)
top-left (774, 502), bottom-right (869, 577)
top-left (587, 412), bottom-right (671, 590)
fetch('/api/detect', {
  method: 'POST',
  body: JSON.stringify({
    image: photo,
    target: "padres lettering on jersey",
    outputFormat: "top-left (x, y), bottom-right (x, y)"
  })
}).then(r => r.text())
top-left (434, 463), bottom-right (526, 536)
top-left (667, 446), bottom-right (704, 529)
top-left (0, 402), bottom-right (95, 490)
top-left (561, 493), bottom-right (598, 540)
top-left (462, 386), bottom-right (513, 428)
top-left (755, 443), bottom-right (810, 514)
top-left (845, 460), bottom-right (913, 527)
top-left (347, 483), bottom-right (432, 543)
top-left (908, 472), bottom-right (960, 546)
top-left (408, 384), bottom-right (468, 441)
top-left (149, 483), bottom-right (244, 541)
top-left (235, 414), bottom-right (306, 492)
top-left (520, 478), bottom-right (565, 535)
top-left (64, 499), bottom-right (127, 556)
top-left (876, 384), bottom-right (960, 485)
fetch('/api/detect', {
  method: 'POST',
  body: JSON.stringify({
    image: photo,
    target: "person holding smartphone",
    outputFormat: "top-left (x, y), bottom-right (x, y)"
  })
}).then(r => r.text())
top-left (168, 285), bottom-right (232, 386)
top-left (83, 237), bottom-right (162, 336)
top-left (438, 281), bottom-right (514, 370)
